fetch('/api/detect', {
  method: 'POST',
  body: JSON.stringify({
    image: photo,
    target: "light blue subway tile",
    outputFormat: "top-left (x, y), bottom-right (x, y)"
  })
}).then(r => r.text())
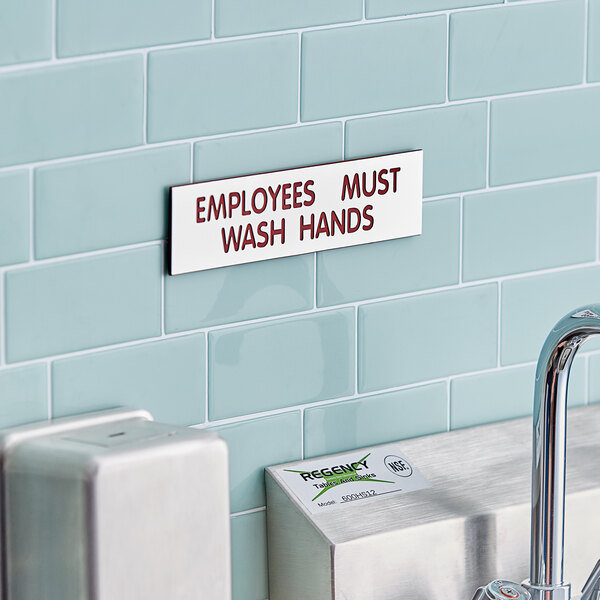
top-left (0, 0), bottom-right (52, 66)
top-left (0, 171), bottom-right (29, 267)
top-left (359, 285), bottom-right (498, 393)
top-left (57, 0), bottom-right (210, 57)
top-left (148, 36), bottom-right (298, 143)
top-left (346, 103), bottom-right (487, 197)
top-left (216, 0), bottom-right (362, 37)
top-left (0, 365), bottom-right (48, 428)
top-left (490, 87), bottom-right (600, 185)
top-left (463, 179), bottom-right (597, 281)
top-left (5, 247), bottom-right (161, 362)
top-left (367, 0), bottom-right (502, 18)
top-left (52, 335), bottom-right (205, 426)
top-left (35, 146), bottom-right (190, 258)
top-left (212, 412), bottom-right (301, 513)
top-left (317, 198), bottom-right (459, 306)
top-left (0, 56), bottom-right (143, 168)
top-left (194, 124), bottom-right (343, 181)
top-left (209, 309), bottom-right (354, 420)
top-left (449, 0), bottom-right (584, 100)
top-left (501, 266), bottom-right (600, 365)
top-left (590, 0), bottom-right (600, 81)
top-left (304, 383), bottom-right (447, 458)
top-left (301, 18), bottom-right (446, 121)
top-left (451, 359), bottom-right (586, 430)
top-left (166, 255), bottom-right (313, 332)
top-left (231, 511), bottom-right (268, 600)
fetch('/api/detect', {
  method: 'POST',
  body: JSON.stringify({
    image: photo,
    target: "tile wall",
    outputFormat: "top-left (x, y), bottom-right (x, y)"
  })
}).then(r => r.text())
top-left (0, 0), bottom-right (599, 596)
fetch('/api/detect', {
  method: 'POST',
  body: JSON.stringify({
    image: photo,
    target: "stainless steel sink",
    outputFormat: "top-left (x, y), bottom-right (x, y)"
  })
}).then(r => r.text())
top-left (266, 404), bottom-right (600, 600)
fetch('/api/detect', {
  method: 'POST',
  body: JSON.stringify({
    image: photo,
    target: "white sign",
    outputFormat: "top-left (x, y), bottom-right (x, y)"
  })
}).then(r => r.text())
top-left (170, 150), bottom-right (423, 275)
top-left (274, 443), bottom-right (430, 514)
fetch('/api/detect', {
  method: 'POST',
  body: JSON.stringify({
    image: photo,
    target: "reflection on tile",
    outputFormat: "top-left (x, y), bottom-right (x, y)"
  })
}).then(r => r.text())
top-left (209, 309), bottom-right (354, 420)
top-left (304, 383), bottom-right (447, 457)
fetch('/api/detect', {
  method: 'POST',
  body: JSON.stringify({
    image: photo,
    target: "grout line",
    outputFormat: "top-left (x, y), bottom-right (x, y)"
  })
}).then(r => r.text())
top-left (28, 168), bottom-right (35, 261)
top-left (160, 245), bottom-right (166, 337)
top-left (2, 82), bottom-right (600, 175)
top-left (486, 100), bottom-right (491, 188)
top-left (0, 0), bottom-right (570, 77)
top-left (445, 14), bottom-right (450, 103)
top-left (497, 283), bottom-right (502, 368)
top-left (363, 0), bottom-right (367, 20)
top-left (313, 253), bottom-right (317, 308)
top-left (584, 0), bottom-right (590, 83)
top-left (596, 175), bottom-right (600, 262)
top-left (142, 52), bottom-right (148, 145)
top-left (204, 333), bottom-right (210, 423)
top-left (297, 34), bottom-right (302, 124)
top-left (51, 0), bottom-right (57, 60)
top-left (211, 0), bottom-right (216, 39)
top-left (230, 507), bottom-right (266, 518)
top-left (458, 194), bottom-right (464, 284)
top-left (46, 362), bottom-right (52, 419)
top-left (354, 306), bottom-right (359, 395)
top-left (0, 272), bottom-right (4, 366)
top-left (3, 258), bottom-right (600, 372)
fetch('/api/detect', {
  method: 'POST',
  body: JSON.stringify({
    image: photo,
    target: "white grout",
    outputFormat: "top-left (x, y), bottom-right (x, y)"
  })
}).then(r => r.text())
top-left (297, 34), bottom-right (302, 124)
top-left (0, 0), bottom-right (596, 490)
top-left (458, 194), bottom-right (464, 283)
top-left (0, 272), bottom-right (4, 366)
top-left (46, 362), bottom-right (52, 419)
top-left (486, 100), bottom-right (491, 187)
top-left (204, 333), bottom-right (210, 423)
top-left (446, 379), bottom-right (451, 431)
top-left (0, 0), bottom-right (574, 78)
top-left (596, 175), bottom-right (600, 261)
top-left (497, 283), bottom-right (502, 368)
top-left (230, 506), bottom-right (266, 518)
top-left (584, 0), bottom-right (590, 83)
top-left (51, 0), bottom-right (57, 60)
top-left (28, 168), bottom-right (35, 261)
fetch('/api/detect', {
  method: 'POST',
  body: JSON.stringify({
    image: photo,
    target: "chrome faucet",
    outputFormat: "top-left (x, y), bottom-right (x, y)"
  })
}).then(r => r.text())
top-left (472, 305), bottom-right (600, 600)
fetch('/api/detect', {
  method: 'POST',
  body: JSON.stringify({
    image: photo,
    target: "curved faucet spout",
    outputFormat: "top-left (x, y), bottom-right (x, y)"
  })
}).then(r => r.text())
top-left (526, 305), bottom-right (600, 600)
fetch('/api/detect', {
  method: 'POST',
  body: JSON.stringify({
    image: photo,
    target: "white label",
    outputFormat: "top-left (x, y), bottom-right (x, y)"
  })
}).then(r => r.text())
top-left (170, 150), bottom-right (423, 275)
top-left (274, 444), bottom-right (430, 514)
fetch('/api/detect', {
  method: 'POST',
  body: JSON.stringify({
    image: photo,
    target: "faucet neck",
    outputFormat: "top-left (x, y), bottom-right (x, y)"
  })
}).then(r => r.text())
top-left (528, 305), bottom-right (600, 598)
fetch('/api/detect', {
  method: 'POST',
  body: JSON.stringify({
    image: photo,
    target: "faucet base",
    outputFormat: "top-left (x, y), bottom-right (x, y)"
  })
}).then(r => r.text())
top-left (522, 580), bottom-right (571, 600)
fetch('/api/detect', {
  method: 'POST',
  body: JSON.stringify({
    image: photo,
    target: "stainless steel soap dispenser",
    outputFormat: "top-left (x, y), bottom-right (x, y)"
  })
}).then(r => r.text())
top-left (0, 408), bottom-right (231, 600)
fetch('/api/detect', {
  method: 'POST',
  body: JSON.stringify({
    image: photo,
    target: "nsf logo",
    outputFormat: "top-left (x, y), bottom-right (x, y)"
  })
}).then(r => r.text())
top-left (384, 455), bottom-right (413, 478)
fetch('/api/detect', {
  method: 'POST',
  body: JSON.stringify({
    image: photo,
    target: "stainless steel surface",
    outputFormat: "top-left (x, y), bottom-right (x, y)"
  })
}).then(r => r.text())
top-left (0, 409), bottom-right (231, 600)
top-left (266, 405), bottom-right (600, 600)
top-left (525, 305), bottom-right (600, 600)
top-left (580, 560), bottom-right (600, 600)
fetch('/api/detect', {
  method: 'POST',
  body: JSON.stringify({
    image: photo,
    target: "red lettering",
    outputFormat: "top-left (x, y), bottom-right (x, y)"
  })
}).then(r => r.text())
top-left (292, 181), bottom-right (303, 208)
top-left (196, 197), bottom-right (206, 223)
top-left (221, 225), bottom-right (242, 253)
top-left (362, 171), bottom-right (376, 197)
top-left (304, 180), bottom-right (315, 206)
top-left (299, 214), bottom-right (314, 241)
top-left (271, 218), bottom-right (285, 245)
top-left (228, 192), bottom-right (241, 216)
top-left (348, 208), bottom-right (361, 233)
top-left (331, 209), bottom-right (345, 236)
top-left (341, 173), bottom-right (361, 201)
top-left (241, 190), bottom-right (251, 216)
top-left (362, 204), bottom-right (374, 231)
top-left (315, 212), bottom-right (331, 238)
top-left (281, 183), bottom-right (292, 209)
top-left (390, 167), bottom-right (401, 192)
top-left (208, 194), bottom-right (227, 221)
top-left (252, 188), bottom-right (268, 214)
top-left (257, 221), bottom-right (269, 248)
top-left (242, 223), bottom-right (256, 250)
top-left (268, 185), bottom-right (281, 211)
top-left (377, 169), bottom-right (389, 195)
